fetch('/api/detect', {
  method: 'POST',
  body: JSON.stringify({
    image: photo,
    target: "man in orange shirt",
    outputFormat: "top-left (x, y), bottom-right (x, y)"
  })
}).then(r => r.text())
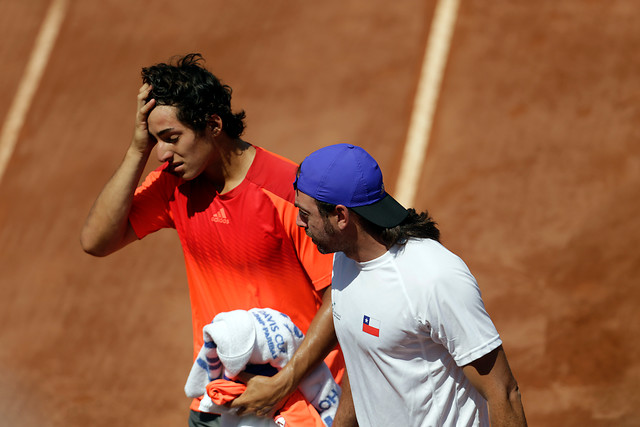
top-left (80, 53), bottom-right (351, 427)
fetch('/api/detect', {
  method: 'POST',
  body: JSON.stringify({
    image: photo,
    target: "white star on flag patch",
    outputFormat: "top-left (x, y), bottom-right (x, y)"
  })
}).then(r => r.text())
top-left (362, 315), bottom-right (380, 337)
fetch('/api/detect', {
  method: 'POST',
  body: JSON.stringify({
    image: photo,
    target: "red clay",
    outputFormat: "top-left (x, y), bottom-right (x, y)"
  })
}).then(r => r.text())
top-left (0, 1), bottom-right (638, 426)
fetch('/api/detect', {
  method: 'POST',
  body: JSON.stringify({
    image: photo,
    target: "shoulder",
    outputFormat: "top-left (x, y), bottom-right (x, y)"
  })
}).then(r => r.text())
top-left (393, 239), bottom-right (476, 293)
top-left (396, 239), bottom-right (466, 269)
top-left (245, 146), bottom-right (298, 202)
top-left (135, 163), bottom-right (183, 195)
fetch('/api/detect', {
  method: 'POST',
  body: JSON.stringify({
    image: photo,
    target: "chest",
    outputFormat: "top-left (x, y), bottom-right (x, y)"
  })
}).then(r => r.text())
top-left (331, 264), bottom-right (428, 357)
top-left (170, 184), bottom-right (288, 262)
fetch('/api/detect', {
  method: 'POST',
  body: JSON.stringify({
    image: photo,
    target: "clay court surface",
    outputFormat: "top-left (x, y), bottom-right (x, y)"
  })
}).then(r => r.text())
top-left (1, 1), bottom-right (639, 425)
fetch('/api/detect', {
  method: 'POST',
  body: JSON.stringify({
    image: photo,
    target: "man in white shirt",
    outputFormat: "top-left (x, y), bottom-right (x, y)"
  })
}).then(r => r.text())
top-left (292, 143), bottom-right (527, 426)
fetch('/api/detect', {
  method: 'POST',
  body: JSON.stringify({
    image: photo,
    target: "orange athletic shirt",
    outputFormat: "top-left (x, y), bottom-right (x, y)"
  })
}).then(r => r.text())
top-left (129, 147), bottom-right (339, 410)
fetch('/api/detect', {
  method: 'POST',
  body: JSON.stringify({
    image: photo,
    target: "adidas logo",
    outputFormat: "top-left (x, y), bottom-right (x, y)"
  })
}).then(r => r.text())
top-left (211, 208), bottom-right (230, 224)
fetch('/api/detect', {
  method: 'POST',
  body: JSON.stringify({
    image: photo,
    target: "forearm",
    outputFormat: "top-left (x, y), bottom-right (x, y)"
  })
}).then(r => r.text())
top-left (80, 144), bottom-right (151, 256)
top-left (463, 347), bottom-right (527, 427)
top-left (487, 385), bottom-right (527, 427)
top-left (277, 288), bottom-right (338, 393)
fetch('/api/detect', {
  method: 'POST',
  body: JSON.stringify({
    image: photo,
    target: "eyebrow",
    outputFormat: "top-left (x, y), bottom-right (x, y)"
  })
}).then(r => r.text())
top-left (156, 128), bottom-right (175, 138)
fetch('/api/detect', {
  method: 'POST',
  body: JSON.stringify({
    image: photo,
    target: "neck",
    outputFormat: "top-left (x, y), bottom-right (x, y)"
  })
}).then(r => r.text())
top-left (203, 137), bottom-right (255, 193)
top-left (342, 227), bottom-right (388, 263)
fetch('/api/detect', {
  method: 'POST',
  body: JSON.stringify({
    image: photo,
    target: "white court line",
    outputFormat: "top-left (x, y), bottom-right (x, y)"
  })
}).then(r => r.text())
top-left (0, 0), bottom-right (68, 183)
top-left (394, 0), bottom-right (460, 207)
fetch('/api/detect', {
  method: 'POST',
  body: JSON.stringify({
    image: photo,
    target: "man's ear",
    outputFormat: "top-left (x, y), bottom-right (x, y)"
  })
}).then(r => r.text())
top-left (335, 205), bottom-right (350, 230)
top-left (207, 114), bottom-right (223, 135)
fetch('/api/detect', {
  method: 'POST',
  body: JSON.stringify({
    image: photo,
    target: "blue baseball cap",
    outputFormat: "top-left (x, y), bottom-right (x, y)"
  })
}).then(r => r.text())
top-left (295, 143), bottom-right (408, 228)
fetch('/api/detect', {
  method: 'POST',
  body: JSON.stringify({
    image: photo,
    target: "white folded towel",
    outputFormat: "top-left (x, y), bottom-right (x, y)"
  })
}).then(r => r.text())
top-left (185, 308), bottom-right (341, 427)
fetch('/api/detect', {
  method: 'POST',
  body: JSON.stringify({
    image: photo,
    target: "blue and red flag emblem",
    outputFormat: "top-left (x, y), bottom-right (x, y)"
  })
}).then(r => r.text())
top-left (362, 315), bottom-right (380, 337)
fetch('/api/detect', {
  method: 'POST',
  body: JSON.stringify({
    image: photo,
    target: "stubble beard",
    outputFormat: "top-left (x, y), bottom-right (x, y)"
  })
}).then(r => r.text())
top-left (314, 216), bottom-right (339, 254)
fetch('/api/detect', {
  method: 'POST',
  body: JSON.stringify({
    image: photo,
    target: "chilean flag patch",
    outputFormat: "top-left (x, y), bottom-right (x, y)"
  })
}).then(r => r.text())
top-left (362, 315), bottom-right (380, 337)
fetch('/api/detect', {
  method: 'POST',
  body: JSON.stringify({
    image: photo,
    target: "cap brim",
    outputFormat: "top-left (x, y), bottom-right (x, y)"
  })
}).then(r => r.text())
top-left (350, 194), bottom-right (408, 228)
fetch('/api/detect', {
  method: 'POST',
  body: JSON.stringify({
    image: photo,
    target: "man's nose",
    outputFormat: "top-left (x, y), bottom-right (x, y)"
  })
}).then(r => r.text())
top-left (156, 142), bottom-right (173, 163)
top-left (296, 212), bottom-right (306, 228)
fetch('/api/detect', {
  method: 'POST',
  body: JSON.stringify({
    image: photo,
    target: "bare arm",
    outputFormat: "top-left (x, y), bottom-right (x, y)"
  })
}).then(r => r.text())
top-left (331, 370), bottom-right (358, 427)
top-left (462, 346), bottom-right (527, 427)
top-left (80, 84), bottom-right (156, 256)
top-left (230, 289), bottom-right (346, 411)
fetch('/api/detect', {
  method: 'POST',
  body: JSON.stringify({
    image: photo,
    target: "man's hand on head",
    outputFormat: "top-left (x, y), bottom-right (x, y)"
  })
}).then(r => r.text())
top-left (132, 83), bottom-right (157, 153)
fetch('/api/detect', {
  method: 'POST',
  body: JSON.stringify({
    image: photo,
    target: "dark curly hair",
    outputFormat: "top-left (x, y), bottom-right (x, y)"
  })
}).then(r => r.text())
top-left (141, 53), bottom-right (246, 138)
top-left (316, 199), bottom-right (440, 247)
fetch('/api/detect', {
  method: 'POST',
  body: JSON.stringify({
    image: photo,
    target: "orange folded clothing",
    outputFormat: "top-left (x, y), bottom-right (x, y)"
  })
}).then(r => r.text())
top-left (206, 379), bottom-right (325, 427)
top-left (207, 379), bottom-right (247, 405)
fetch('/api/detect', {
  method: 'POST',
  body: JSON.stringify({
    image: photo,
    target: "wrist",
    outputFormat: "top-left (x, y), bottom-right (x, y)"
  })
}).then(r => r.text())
top-left (127, 142), bottom-right (153, 159)
top-left (274, 364), bottom-right (298, 396)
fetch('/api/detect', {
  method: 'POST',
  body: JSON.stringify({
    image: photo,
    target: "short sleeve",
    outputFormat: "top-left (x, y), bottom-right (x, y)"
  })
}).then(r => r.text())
top-left (424, 261), bottom-right (502, 367)
top-left (129, 166), bottom-right (178, 239)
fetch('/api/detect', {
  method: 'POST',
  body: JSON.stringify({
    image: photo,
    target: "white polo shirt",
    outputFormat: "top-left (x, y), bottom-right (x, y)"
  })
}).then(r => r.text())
top-left (331, 239), bottom-right (502, 427)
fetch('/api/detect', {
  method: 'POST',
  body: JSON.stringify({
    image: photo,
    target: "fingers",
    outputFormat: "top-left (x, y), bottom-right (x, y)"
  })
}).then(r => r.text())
top-left (140, 97), bottom-right (156, 116)
top-left (137, 83), bottom-right (155, 114)
top-left (138, 82), bottom-right (152, 98)
top-left (134, 84), bottom-right (155, 129)
top-left (226, 372), bottom-right (289, 418)
top-left (131, 83), bottom-right (157, 152)
top-left (229, 402), bottom-right (275, 418)
top-left (225, 372), bottom-right (256, 415)
top-left (228, 394), bottom-right (251, 415)
top-left (236, 372), bottom-right (257, 384)
top-left (256, 406), bottom-right (276, 418)
top-left (227, 378), bottom-right (271, 417)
